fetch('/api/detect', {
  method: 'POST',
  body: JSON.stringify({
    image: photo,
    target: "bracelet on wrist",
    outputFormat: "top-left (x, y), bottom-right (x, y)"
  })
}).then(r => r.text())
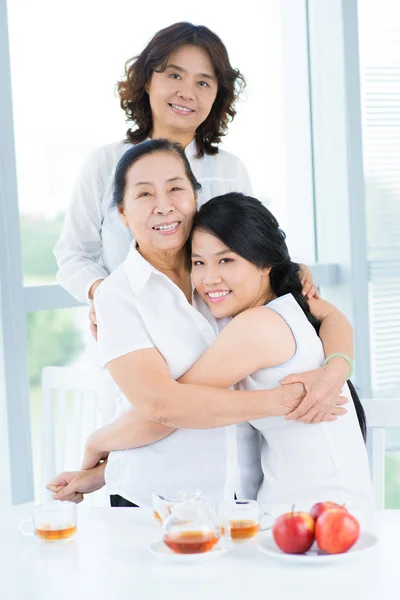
top-left (323, 353), bottom-right (354, 379)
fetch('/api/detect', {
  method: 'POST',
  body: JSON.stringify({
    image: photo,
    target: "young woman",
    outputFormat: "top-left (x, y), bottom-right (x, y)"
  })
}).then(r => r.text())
top-left (47, 141), bottom-right (362, 508)
top-left (185, 193), bottom-right (373, 509)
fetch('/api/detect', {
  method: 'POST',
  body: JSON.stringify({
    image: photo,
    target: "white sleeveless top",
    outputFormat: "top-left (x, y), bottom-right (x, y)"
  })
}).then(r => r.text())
top-left (237, 294), bottom-right (374, 511)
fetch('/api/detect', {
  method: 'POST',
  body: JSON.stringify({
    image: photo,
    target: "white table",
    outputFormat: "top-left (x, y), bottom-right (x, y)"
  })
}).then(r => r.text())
top-left (1, 505), bottom-right (399, 600)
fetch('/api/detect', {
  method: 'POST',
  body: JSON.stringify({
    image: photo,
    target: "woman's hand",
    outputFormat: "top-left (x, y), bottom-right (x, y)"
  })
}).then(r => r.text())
top-left (299, 264), bottom-right (320, 300)
top-left (88, 278), bottom-right (104, 340)
top-left (280, 363), bottom-right (350, 423)
top-left (46, 462), bottom-right (107, 502)
top-left (89, 303), bottom-right (97, 340)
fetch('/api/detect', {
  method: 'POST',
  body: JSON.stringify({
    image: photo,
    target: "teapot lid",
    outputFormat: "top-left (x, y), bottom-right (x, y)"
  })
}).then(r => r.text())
top-left (169, 492), bottom-right (209, 520)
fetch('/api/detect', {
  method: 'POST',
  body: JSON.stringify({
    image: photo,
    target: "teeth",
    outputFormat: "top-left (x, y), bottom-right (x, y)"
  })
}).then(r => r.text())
top-left (208, 291), bottom-right (230, 299)
top-left (154, 222), bottom-right (179, 231)
top-left (171, 104), bottom-right (192, 113)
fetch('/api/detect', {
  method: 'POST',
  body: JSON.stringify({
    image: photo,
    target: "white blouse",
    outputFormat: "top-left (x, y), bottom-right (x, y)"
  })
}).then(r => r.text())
top-left (94, 247), bottom-right (262, 507)
top-left (238, 294), bottom-right (374, 511)
top-left (54, 138), bottom-right (252, 303)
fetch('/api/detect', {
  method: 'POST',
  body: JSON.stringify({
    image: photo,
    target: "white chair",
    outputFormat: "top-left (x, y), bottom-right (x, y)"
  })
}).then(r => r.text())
top-left (40, 366), bottom-right (111, 505)
top-left (363, 398), bottom-right (400, 509)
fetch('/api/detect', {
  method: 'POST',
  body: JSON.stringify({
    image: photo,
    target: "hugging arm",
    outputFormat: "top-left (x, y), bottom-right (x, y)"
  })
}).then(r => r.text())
top-left (81, 343), bottom-right (307, 468)
top-left (82, 297), bottom-right (351, 466)
top-left (80, 282), bottom-right (307, 468)
top-left (81, 408), bottom-right (176, 469)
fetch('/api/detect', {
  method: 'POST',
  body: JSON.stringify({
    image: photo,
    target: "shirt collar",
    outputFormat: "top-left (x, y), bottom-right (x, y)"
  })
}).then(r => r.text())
top-left (143, 136), bottom-right (197, 159)
top-left (123, 245), bottom-right (154, 295)
top-left (124, 245), bottom-right (194, 298)
top-left (184, 137), bottom-right (197, 160)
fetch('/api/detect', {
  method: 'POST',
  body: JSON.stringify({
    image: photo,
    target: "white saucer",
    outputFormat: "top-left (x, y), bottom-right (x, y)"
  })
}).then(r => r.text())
top-left (257, 531), bottom-right (378, 565)
top-left (149, 539), bottom-right (231, 563)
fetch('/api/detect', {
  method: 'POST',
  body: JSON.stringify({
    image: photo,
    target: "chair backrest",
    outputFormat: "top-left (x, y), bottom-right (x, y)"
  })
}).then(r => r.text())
top-left (40, 366), bottom-right (109, 505)
top-left (363, 399), bottom-right (400, 509)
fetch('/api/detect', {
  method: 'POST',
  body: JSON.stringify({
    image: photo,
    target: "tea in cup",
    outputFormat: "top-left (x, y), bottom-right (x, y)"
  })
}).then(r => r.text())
top-left (19, 501), bottom-right (77, 541)
top-left (217, 499), bottom-right (270, 541)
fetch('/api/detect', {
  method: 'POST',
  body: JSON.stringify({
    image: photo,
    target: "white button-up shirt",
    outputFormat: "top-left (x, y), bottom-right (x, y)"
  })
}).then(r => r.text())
top-left (55, 139), bottom-right (252, 303)
top-left (94, 247), bottom-right (262, 507)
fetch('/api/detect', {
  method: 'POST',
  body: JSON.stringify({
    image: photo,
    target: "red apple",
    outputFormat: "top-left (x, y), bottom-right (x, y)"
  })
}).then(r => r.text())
top-left (310, 502), bottom-right (347, 522)
top-left (315, 508), bottom-right (360, 554)
top-left (272, 509), bottom-right (315, 554)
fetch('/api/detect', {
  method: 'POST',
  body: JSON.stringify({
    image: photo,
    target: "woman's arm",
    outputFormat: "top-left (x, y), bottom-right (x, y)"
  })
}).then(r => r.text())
top-left (282, 297), bottom-right (353, 422)
top-left (179, 302), bottom-right (347, 424)
top-left (81, 309), bottom-right (287, 464)
top-left (310, 297), bottom-right (353, 368)
top-left (86, 302), bottom-right (348, 460)
top-left (87, 299), bottom-right (350, 459)
top-left (54, 147), bottom-right (110, 303)
top-left (106, 346), bottom-right (306, 429)
top-left (81, 410), bottom-right (176, 469)
top-left (179, 307), bottom-right (295, 388)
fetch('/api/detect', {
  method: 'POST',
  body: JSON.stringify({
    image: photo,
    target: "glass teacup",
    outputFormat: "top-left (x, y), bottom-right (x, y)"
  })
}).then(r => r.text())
top-left (19, 501), bottom-right (77, 541)
top-left (217, 499), bottom-right (270, 542)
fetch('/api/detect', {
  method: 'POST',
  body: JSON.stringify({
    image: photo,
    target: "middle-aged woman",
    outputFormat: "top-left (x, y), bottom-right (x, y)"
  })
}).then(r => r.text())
top-left (55, 22), bottom-right (257, 306)
top-left (47, 139), bottom-right (358, 508)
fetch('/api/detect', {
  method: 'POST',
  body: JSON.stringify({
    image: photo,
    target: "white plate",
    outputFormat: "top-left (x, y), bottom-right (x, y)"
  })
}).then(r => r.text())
top-left (149, 539), bottom-right (231, 563)
top-left (257, 531), bottom-right (378, 565)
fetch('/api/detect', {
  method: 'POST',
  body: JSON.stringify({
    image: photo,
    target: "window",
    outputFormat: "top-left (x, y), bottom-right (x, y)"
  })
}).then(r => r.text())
top-left (358, 0), bottom-right (400, 507)
top-left (7, 0), bottom-right (300, 287)
top-left (6, 0), bottom-right (307, 503)
top-left (27, 307), bottom-right (87, 496)
top-left (358, 0), bottom-right (400, 398)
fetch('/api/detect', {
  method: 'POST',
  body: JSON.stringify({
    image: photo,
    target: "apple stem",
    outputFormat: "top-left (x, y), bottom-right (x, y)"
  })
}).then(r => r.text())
top-left (291, 504), bottom-right (295, 516)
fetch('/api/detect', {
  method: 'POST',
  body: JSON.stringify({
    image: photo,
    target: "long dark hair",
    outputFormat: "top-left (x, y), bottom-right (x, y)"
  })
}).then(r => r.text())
top-left (117, 22), bottom-right (245, 158)
top-left (192, 192), bottom-right (367, 440)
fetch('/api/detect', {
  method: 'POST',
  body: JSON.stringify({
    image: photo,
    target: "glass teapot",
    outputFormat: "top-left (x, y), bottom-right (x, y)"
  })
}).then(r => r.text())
top-left (162, 493), bottom-right (223, 554)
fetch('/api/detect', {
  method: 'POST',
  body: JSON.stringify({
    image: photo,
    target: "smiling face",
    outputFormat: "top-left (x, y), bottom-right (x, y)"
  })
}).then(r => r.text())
top-left (146, 45), bottom-right (218, 139)
top-left (191, 229), bottom-right (273, 318)
top-left (118, 151), bottom-right (198, 254)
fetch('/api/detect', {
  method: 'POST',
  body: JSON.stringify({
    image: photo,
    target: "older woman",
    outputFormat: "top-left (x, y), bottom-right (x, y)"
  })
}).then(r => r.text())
top-left (48, 140), bottom-right (355, 507)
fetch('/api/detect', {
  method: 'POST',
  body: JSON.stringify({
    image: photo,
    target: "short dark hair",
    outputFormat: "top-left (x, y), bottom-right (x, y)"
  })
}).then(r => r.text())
top-left (117, 22), bottom-right (245, 158)
top-left (112, 138), bottom-right (201, 209)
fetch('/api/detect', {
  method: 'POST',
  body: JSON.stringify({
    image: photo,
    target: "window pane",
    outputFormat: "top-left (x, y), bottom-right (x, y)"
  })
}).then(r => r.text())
top-left (359, 0), bottom-right (400, 398)
top-left (359, 0), bottom-right (400, 508)
top-left (7, 0), bottom-right (301, 287)
top-left (27, 307), bottom-right (87, 499)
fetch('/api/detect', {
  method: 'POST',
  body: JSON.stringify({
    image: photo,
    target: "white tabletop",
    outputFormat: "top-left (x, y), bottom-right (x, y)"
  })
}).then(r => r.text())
top-left (1, 504), bottom-right (399, 600)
